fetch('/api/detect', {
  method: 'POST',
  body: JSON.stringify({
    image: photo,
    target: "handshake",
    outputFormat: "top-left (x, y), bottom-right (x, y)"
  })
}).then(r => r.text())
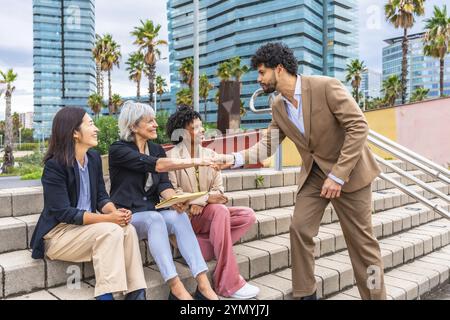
top-left (192, 154), bottom-right (236, 171)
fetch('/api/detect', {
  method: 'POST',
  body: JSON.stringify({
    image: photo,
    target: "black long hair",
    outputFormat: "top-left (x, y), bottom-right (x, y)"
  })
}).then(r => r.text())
top-left (166, 105), bottom-right (202, 144)
top-left (44, 107), bottom-right (87, 166)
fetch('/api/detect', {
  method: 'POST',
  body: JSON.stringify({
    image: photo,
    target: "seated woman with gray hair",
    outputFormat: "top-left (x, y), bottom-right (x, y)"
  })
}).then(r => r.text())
top-left (108, 101), bottom-right (219, 300)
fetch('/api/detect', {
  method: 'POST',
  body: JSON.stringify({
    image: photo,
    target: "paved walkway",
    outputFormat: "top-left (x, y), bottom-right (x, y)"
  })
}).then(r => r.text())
top-left (0, 176), bottom-right (41, 189)
top-left (423, 284), bottom-right (450, 300)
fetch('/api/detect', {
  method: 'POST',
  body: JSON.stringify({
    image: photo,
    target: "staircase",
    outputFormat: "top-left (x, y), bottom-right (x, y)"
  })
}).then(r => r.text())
top-left (0, 160), bottom-right (449, 300)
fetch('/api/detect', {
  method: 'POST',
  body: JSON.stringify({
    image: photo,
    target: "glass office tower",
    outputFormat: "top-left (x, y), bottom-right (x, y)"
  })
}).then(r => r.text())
top-left (33, 0), bottom-right (96, 139)
top-left (167, 0), bottom-right (359, 128)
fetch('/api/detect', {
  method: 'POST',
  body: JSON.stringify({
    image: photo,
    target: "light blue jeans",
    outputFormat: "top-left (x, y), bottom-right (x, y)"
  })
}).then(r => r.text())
top-left (131, 210), bottom-right (208, 282)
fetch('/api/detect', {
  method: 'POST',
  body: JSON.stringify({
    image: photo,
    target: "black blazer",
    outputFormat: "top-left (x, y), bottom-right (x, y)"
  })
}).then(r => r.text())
top-left (30, 150), bottom-right (111, 259)
top-left (108, 140), bottom-right (173, 213)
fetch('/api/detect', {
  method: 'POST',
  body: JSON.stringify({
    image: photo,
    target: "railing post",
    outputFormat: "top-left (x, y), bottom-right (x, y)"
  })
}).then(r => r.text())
top-left (275, 144), bottom-right (282, 171)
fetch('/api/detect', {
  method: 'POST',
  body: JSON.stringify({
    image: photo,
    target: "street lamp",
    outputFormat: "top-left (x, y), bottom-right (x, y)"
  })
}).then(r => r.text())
top-left (193, 0), bottom-right (200, 112)
top-left (19, 127), bottom-right (22, 150)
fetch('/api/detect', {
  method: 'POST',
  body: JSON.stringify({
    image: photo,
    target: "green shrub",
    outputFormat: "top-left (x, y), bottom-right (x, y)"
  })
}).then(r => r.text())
top-left (94, 116), bottom-right (120, 155)
top-left (17, 143), bottom-right (38, 151)
top-left (21, 169), bottom-right (43, 180)
top-left (19, 152), bottom-right (44, 166)
top-left (155, 111), bottom-right (171, 145)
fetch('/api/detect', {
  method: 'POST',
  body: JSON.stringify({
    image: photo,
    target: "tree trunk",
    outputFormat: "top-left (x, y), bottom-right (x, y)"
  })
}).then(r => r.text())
top-left (96, 63), bottom-right (101, 95)
top-left (440, 57), bottom-right (444, 97)
top-left (355, 84), bottom-right (359, 105)
top-left (100, 72), bottom-right (104, 98)
top-left (148, 64), bottom-right (156, 107)
top-left (137, 80), bottom-right (141, 102)
top-left (2, 92), bottom-right (14, 173)
top-left (108, 70), bottom-right (112, 115)
top-left (204, 99), bottom-right (208, 123)
top-left (159, 94), bottom-right (163, 112)
top-left (401, 28), bottom-right (409, 105)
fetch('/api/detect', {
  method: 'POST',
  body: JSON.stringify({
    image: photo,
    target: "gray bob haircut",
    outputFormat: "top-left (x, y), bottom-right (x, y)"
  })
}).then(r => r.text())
top-left (118, 100), bottom-right (156, 142)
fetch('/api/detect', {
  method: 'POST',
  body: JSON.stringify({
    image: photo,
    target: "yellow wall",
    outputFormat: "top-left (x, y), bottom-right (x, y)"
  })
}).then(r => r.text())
top-left (365, 108), bottom-right (397, 159)
top-left (263, 137), bottom-right (302, 168)
top-left (263, 107), bottom-right (398, 167)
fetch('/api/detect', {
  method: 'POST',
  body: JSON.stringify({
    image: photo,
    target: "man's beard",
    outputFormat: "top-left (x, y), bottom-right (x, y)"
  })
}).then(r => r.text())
top-left (261, 74), bottom-right (277, 93)
top-left (262, 83), bottom-right (276, 94)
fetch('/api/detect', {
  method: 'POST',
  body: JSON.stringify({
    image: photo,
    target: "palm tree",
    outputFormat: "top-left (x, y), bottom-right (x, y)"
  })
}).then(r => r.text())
top-left (240, 100), bottom-right (247, 117)
top-left (382, 74), bottom-right (402, 107)
top-left (229, 57), bottom-right (249, 82)
top-left (179, 58), bottom-right (194, 89)
top-left (0, 68), bottom-right (17, 173)
top-left (92, 34), bottom-right (106, 97)
top-left (155, 75), bottom-right (167, 110)
top-left (217, 60), bottom-right (232, 82)
top-left (199, 74), bottom-right (214, 122)
top-left (345, 59), bottom-right (367, 105)
top-left (385, 0), bottom-right (425, 104)
top-left (410, 87), bottom-right (430, 103)
top-left (12, 112), bottom-right (20, 140)
top-left (131, 20), bottom-right (168, 106)
top-left (111, 94), bottom-right (123, 114)
top-left (87, 93), bottom-right (105, 119)
top-left (126, 52), bottom-right (146, 101)
top-left (176, 88), bottom-right (193, 107)
top-left (99, 34), bottom-right (121, 114)
top-left (423, 5), bottom-right (450, 97)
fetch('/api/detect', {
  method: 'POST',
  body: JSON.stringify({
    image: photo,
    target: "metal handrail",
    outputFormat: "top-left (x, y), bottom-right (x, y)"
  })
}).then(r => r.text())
top-left (368, 135), bottom-right (450, 185)
top-left (374, 154), bottom-right (450, 203)
top-left (369, 130), bottom-right (450, 178)
top-left (249, 88), bottom-right (276, 114)
top-left (379, 172), bottom-right (449, 219)
top-left (369, 133), bottom-right (449, 220)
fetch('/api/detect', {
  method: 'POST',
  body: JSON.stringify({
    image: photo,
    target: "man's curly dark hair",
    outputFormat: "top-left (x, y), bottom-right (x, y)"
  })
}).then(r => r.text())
top-left (166, 105), bottom-right (202, 144)
top-left (251, 42), bottom-right (298, 76)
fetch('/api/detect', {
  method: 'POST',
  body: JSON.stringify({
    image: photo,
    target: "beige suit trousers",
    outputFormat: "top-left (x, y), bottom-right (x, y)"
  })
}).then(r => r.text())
top-left (44, 222), bottom-right (147, 297)
top-left (290, 164), bottom-right (387, 300)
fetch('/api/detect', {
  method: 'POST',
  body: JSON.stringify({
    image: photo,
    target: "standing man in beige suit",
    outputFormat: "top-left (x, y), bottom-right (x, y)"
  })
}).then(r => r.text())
top-left (220, 43), bottom-right (386, 300)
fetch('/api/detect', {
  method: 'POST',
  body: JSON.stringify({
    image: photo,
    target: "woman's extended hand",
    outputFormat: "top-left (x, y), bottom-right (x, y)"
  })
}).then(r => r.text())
top-left (207, 194), bottom-right (229, 204)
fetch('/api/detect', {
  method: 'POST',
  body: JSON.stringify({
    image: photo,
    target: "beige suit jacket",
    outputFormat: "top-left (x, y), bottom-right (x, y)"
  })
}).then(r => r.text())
top-left (239, 75), bottom-right (380, 193)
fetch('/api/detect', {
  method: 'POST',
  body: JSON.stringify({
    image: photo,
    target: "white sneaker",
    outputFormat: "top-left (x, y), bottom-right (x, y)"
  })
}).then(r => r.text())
top-left (230, 283), bottom-right (260, 299)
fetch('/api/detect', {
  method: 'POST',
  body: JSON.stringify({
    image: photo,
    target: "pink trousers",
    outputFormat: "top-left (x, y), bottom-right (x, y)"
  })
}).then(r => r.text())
top-left (190, 204), bottom-right (256, 297)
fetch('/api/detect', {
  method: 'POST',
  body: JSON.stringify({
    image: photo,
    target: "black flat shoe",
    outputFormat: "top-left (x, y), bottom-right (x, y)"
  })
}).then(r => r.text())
top-left (300, 291), bottom-right (317, 300)
top-left (194, 287), bottom-right (210, 300)
top-left (168, 291), bottom-right (180, 300)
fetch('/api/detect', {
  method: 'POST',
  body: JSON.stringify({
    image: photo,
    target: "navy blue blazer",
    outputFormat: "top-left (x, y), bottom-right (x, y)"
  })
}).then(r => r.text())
top-left (108, 140), bottom-right (173, 213)
top-left (30, 150), bottom-right (111, 259)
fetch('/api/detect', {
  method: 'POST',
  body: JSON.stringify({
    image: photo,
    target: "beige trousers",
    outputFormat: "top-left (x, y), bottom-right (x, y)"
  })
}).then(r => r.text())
top-left (44, 222), bottom-right (147, 297)
top-left (290, 164), bottom-right (387, 300)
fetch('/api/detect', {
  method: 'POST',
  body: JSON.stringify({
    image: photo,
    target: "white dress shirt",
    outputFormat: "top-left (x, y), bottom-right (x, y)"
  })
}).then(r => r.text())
top-left (233, 75), bottom-right (344, 186)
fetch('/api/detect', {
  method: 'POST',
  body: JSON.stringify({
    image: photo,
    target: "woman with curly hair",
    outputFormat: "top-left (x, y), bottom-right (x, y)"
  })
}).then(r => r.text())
top-left (166, 106), bottom-right (260, 299)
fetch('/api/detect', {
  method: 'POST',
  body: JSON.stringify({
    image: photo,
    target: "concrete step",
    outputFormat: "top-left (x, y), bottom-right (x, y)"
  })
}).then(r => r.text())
top-left (6, 218), bottom-right (450, 300)
top-left (246, 220), bottom-right (450, 300)
top-left (0, 166), bottom-right (432, 219)
top-left (1, 197), bottom-right (448, 300)
top-left (0, 179), bottom-right (447, 256)
top-left (328, 245), bottom-right (450, 300)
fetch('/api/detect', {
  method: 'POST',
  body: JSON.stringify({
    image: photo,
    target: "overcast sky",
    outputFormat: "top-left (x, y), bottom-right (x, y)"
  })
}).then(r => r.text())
top-left (0, 0), bottom-right (446, 118)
